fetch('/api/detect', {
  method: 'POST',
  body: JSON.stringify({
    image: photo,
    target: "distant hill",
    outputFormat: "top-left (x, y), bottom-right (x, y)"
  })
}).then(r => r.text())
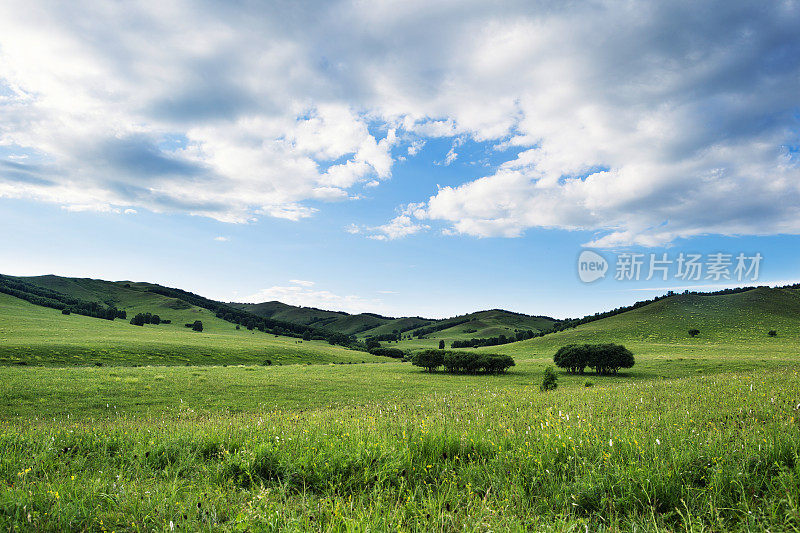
top-left (492, 286), bottom-right (800, 361)
top-left (9, 273), bottom-right (797, 367)
top-left (0, 290), bottom-right (389, 367)
top-left (2, 274), bottom-right (556, 354)
top-left (233, 301), bottom-right (433, 337)
top-left (233, 302), bottom-right (556, 339)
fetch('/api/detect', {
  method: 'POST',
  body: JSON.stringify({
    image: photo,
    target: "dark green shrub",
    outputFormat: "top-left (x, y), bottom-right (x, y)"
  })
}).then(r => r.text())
top-left (411, 350), bottom-right (444, 372)
top-left (540, 366), bottom-right (558, 391)
top-left (428, 351), bottom-right (514, 374)
top-left (688, 329), bottom-right (700, 337)
top-left (369, 347), bottom-right (405, 359)
top-left (768, 330), bottom-right (777, 337)
top-left (553, 343), bottom-right (634, 375)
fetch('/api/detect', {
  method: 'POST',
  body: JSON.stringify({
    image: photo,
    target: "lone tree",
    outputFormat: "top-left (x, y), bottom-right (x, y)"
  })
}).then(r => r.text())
top-left (688, 329), bottom-right (700, 337)
top-left (768, 330), bottom-right (777, 337)
top-left (192, 320), bottom-right (203, 332)
top-left (438, 339), bottom-right (445, 350)
top-left (540, 366), bottom-right (558, 391)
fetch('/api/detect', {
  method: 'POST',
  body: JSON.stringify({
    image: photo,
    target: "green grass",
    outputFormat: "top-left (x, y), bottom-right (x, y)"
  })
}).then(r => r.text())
top-left (1, 362), bottom-right (799, 531)
top-left (0, 293), bottom-right (386, 366)
top-left (3, 283), bottom-right (800, 530)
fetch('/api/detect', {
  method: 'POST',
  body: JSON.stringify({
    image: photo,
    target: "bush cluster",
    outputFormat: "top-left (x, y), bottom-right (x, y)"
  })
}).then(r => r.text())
top-left (183, 320), bottom-right (203, 332)
top-left (451, 330), bottom-right (536, 348)
top-left (554, 344), bottom-right (634, 375)
top-left (411, 350), bottom-right (515, 374)
top-left (130, 312), bottom-right (163, 326)
top-left (368, 347), bottom-right (406, 359)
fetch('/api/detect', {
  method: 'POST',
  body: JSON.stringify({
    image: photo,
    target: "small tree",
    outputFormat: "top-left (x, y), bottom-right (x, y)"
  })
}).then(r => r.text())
top-left (768, 330), bottom-right (777, 337)
top-left (688, 329), bottom-right (700, 337)
top-left (540, 366), bottom-right (558, 391)
top-left (438, 339), bottom-right (445, 350)
top-left (192, 320), bottom-right (203, 332)
top-left (61, 308), bottom-right (71, 315)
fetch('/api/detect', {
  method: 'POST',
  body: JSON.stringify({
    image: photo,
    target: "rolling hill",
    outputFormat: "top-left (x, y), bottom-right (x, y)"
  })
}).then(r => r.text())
top-left (0, 276), bottom-right (390, 366)
top-left (234, 300), bottom-right (555, 339)
top-left (4, 273), bottom-right (799, 369)
top-left (490, 286), bottom-right (800, 364)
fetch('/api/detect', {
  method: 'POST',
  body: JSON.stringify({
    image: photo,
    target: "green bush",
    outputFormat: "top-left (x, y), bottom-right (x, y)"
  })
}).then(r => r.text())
top-left (540, 366), bottom-right (558, 391)
top-left (369, 347), bottom-right (406, 359)
top-left (553, 343), bottom-right (634, 375)
top-left (414, 350), bottom-right (514, 374)
top-left (411, 350), bottom-right (444, 372)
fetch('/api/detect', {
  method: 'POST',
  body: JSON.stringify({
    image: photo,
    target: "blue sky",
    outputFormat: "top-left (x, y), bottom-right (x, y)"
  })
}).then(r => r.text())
top-left (1, 1), bottom-right (800, 318)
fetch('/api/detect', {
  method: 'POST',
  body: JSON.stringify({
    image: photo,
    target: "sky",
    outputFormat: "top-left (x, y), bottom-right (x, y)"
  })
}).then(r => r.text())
top-left (1, 0), bottom-right (800, 319)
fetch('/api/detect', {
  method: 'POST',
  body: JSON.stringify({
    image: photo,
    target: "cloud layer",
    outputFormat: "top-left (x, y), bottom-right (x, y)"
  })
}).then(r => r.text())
top-left (1, 1), bottom-right (799, 245)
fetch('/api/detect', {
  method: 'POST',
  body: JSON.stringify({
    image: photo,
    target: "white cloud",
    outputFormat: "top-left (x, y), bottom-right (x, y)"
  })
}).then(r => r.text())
top-left (348, 203), bottom-right (430, 240)
top-left (407, 140), bottom-right (425, 156)
top-left (243, 280), bottom-right (382, 313)
top-left (442, 147), bottom-right (458, 166)
top-left (213, 236), bottom-right (229, 242)
top-left (367, 215), bottom-right (429, 241)
top-left (1, 1), bottom-right (799, 245)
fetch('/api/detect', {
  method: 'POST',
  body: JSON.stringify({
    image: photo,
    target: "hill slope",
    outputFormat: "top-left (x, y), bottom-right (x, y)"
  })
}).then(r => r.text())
top-left (0, 280), bottom-right (388, 366)
top-left (233, 301), bottom-right (431, 336)
top-left (491, 286), bottom-right (800, 362)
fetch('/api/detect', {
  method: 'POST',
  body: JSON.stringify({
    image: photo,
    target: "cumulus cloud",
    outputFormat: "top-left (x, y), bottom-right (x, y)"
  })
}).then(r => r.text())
top-left (243, 279), bottom-right (382, 313)
top-left (1, 1), bottom-right (799, 245)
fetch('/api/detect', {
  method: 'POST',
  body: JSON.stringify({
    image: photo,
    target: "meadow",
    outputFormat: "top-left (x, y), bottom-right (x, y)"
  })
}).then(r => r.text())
top-left (2, 283), bottom-right (800, 530)
top-left (2, 355), bottom-right (800, 531)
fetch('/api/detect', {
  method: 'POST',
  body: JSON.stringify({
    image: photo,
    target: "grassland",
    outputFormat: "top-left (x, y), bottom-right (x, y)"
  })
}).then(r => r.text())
top-left (0, 293), bottom-right (385, 366)
top-left (2, 283), bottom-right (800, 530)
top-left (1, 362), bottom-right (799, 531)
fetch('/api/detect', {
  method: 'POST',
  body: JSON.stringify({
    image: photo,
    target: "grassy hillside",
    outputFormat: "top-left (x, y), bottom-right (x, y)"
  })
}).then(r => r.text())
top-left (416, 309), bottom-right (555, 340)
top-left (491, 286), bottom-right (800, 360)
top-left (0, 292), bottom-right (386, 366)
top-left (235, 300), bottom-right (554, 340)
top-left (235, 301), bottom-right (432, 337)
